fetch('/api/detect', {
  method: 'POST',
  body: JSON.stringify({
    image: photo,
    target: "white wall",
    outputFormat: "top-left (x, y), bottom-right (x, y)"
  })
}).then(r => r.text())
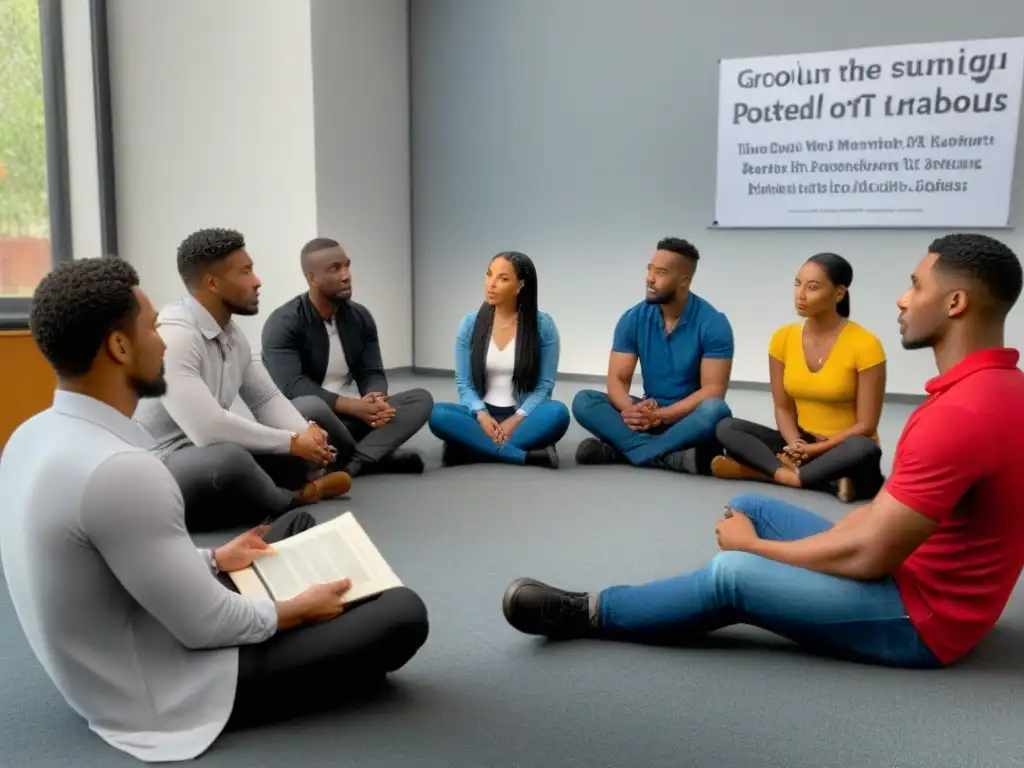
top-left (310, 0), bottom-right (412, 368)
top-left (106, 0), bottom-right (318, 347)
top-left (410, 0), bottom-right (1024, 395)
top-left (61, 0), bottom-right (102, 261)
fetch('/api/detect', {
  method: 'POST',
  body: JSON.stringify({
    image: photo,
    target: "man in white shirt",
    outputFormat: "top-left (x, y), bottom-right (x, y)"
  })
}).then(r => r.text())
top-left (0, 258), bottom-right (429, 762)
top-left (134, 228), bottom-right (353, 531)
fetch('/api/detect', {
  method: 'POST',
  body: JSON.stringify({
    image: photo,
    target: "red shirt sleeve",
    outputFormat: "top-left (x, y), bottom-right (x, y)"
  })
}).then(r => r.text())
top-left (884, 404), bottom-right (987, 522)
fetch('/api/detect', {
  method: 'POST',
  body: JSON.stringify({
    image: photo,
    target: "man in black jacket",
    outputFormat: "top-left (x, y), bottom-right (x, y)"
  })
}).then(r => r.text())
top-left (261, 239), bottom-right (432, 476)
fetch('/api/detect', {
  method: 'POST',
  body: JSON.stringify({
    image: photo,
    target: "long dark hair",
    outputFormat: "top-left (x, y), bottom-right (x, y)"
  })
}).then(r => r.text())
top-left (470, 251), bottom-right (541, 398)
top-left (805, 252), bottom-right (853, 318)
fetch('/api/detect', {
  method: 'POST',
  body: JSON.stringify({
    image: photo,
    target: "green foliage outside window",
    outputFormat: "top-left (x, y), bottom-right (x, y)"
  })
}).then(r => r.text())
top-left (0, 0), bottom-right (50, 238)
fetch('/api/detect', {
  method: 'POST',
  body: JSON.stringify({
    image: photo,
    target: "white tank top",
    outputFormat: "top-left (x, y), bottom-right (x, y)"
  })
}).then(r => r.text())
top-left (483, 336), bottom-right (517, 407)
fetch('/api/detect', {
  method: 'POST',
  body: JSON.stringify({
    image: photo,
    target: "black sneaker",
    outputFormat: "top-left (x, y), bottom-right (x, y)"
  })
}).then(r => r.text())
top-left (442, 442), bottom-right (478, 467)
top-left (525, 445), bottom-right (559, 469)
top-left (652, 448), bottom-right (697, 474)
top-left (574, 438), bottom-right (623, 465)
top-left (502, 577), bottom-right (593, 638)
top-left (375, 449), bottom-right (425, 474)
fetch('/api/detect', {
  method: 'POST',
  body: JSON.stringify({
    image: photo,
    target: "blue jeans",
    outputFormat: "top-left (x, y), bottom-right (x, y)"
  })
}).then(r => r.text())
top-left (597, 493), bottom-right (942, 668)
top-left (428, 400), bottom-right (570, 464)
top-left (572, 389), bottom-right (731, 465)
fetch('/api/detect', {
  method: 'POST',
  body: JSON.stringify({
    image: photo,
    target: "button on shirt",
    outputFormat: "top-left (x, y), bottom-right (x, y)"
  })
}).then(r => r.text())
top-left (0, 392), bottom-right (278, 762)
top-left (611, 294), bottom-right (734, 405)
top-left (134, 296), bottom-right (308, 458)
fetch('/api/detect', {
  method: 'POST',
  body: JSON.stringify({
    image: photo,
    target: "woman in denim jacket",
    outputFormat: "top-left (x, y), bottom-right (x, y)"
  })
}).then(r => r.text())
top-left (428, 251), bottom-right (570, 468)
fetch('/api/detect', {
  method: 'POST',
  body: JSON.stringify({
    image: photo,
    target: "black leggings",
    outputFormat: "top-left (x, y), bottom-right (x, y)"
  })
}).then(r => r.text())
top-left (224, 509), bottom-right (430, 729)
top-left (715, 417), bottom-right (884, 500)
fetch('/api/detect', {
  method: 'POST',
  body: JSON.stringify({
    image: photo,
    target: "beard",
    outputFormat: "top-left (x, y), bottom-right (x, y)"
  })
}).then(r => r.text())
top-left (645, 289), bottom-right (674, 305)
top-left (224, 296), bottom-right (259, 316)
top-left (900, 334), bottom-right (934, 350)
top-left (131, 366), bottom-right (168, 398)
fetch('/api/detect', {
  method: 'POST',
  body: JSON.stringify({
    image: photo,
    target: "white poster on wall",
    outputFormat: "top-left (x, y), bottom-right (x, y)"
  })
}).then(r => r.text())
top-left (714, 37), bottom-right (1024, 228)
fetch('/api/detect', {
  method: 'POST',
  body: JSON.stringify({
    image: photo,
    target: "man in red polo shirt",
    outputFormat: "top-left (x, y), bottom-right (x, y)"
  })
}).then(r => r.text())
top-left (502, 233), bottom-right (1023, 668)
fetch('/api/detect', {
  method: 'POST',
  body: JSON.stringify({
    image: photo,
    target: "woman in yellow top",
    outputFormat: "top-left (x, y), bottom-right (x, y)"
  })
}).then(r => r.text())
top-left (712, 252), bottom-right (886, 502)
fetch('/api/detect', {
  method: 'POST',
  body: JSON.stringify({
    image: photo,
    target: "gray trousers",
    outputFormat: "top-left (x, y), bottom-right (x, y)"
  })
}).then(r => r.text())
top-left (164, 396), bottom-right (342, 532)
top-left (296, 388), bottom-right (433, 476)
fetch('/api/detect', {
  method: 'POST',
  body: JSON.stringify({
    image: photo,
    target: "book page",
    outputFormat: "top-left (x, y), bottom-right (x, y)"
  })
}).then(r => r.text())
top-left (249, 513), bottom-right (401, 603)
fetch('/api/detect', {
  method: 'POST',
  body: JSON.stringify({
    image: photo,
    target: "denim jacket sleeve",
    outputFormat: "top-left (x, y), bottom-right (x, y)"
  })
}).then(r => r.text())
top-left (516, 313), bottom-right (559, 417)
top-left (454, 311), bottom-right (487, 413)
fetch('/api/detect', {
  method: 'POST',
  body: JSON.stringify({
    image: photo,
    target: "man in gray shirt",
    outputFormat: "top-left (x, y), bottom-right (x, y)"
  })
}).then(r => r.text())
top-left (134, 228), bottom-right (353, 531)
top-left (0, 258), bottom-right (429, 762)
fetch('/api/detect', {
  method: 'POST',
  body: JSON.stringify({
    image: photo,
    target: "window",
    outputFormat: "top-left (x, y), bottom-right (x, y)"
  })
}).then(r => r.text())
top-left (0, 0), bottom-right (70, 327)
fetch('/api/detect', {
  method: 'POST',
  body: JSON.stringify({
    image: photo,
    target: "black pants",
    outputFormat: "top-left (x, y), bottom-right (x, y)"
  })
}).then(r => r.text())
top-left (165, 396), bottom-right (359, 532)
top-left (166, 444), bottom-right (311, 532)
top-left (294, 389), bottom-right (433, 476)
top-left (715, 417), bottom-right (884, 500)
top-left (225, 508), bottom-right (430, 729)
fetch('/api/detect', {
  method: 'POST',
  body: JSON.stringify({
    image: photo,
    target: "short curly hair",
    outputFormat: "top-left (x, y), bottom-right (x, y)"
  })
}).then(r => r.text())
top-left (177, 228), bottom-right (246, 286)
top-left (929, 233), bottom-right (1022, 312)
top-left (656, 237), bottom-right (700, 273)
top-left (30, 258), bottom-right (141, 378)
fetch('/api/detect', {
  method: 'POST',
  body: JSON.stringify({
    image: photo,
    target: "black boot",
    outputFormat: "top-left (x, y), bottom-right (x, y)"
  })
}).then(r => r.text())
top-left (502, 577), bottom-right (594, 638)
top-left (361, 449), bottom-right (425, 475)
top-left (574, 438), bottom-right (624, 465)
top-left (442, 442), bottom-right (478, 467)
top-left (524, 445), bottom-right (559, 469)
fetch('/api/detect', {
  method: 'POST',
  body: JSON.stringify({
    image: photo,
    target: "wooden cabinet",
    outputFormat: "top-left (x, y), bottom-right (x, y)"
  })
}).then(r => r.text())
top-left (0, 330), bottom-right (55, 450)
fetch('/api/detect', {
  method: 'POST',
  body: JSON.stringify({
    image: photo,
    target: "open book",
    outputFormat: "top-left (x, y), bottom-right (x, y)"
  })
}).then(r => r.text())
top-left (228, 512), bottom-right (402, 604)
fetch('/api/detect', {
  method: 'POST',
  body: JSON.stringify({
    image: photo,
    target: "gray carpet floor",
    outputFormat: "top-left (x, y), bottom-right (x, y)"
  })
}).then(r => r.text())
top-left (2, 374), bottom-right (1022, 768)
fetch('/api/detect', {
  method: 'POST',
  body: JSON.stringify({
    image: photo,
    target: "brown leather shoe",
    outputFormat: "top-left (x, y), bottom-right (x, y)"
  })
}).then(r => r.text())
top-left (298, 471), bottom-right (352, 504)
top-left (711, 455), bottom-right (770, 482)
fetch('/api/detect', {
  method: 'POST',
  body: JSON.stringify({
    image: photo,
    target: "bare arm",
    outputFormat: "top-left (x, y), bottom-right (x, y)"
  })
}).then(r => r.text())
top-left (745, 489), bottom-right (938, 580)
top-left (815, 362), bottom-right (886, 450)
top-left (769, 355), bottom-right (802, 445)
top-left (607, 351), bottom-right (639, 412)
top-left (659, 357), bottom-right (732, 423)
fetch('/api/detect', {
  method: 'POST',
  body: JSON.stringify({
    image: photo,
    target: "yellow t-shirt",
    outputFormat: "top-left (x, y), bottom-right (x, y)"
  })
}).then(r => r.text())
top-left (768, 320), bottom-right (886, 438)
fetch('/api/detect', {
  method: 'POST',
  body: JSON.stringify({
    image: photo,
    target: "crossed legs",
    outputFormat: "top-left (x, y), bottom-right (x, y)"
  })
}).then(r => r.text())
top-left (223, 508), bottom-right (430, 729)
top-left (428, 401), bottom-right (571, 465)
top-left (292, 390), bottom-right (433, 477)
top-left (572, 389), bottom-right (729, 471)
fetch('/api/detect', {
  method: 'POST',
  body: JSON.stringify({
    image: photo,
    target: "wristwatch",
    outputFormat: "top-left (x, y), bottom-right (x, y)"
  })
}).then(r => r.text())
top-left (208, 549), bottom-right (220, 575)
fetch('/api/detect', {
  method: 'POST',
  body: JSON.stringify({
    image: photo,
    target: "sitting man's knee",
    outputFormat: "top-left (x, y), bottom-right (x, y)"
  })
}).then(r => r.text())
top-left (292, 395), bottom-right (333, 423)
top-left (694, 397), bottom-right (731, 423)
top-left (212, 443), bottom-right (261, 481)
top-left (571, 388), bottom-right (606, 420)
top-left (381, 587), bottom-right (430, 666)
top-left (402, 388), bottom-right (435, 419)
top-left (726, 492), bottom-right (770, 516)
top-left (709, 550), bottom-right (761, 582)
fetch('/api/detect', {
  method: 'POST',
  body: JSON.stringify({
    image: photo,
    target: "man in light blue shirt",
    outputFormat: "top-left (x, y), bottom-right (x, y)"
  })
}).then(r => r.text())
top-left (0, 258), bottom-right (428, 762)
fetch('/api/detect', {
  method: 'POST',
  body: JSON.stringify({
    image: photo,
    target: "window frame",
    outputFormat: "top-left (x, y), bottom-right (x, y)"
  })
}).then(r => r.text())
top-left (0, 0), bottom-right (117, 330)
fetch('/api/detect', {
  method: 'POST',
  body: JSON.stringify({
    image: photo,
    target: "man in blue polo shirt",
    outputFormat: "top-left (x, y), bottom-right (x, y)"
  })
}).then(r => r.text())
top-left (572, 237), bottom-right (734, 472)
